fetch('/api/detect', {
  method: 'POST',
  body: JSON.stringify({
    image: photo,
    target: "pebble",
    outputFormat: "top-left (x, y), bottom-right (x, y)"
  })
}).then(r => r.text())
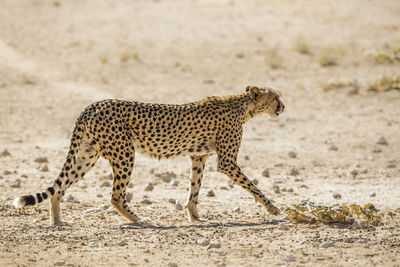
top-left (10, 180), bottom-right (21, 188)
top-left (65, 194), bottom-right (79, 203)
top-left (356, 238), bottom-right (368, 243)
top-left (370, 192), bottom-right (376, 197)
top-left (175, 201), bottom-right (183, 211)
top-left (140, 199), bottom-right (152, 204)
top-left (98, 204), bottom-right (109, 210)
top-left (208, 241), bottom-right (221, 249)
top-left (3, 170), bottom-right (12, 175)
top-left (288, 150), bottom-right (297, 158)
top-left (333, 193), bottom-right (342, 200)
top-left (377, 136), bottom-right (388, 146)
top-left (170, 180), bottom-right (179, 186)
top-left (273, 184), bottom-right (280, 194)
top-left (221, 210), bottom-right (228, 215)
top-left (100, 181), bottom-right (111, 187)
top-left (232, 207), bottom-right (240, 212)
top-left (219, 186), bottom-right (229, 190)
top-left (244, 155), bottom-right (250, 160)
top-left (349, 168), bottom-right (358, 178)
top-left (373, 147), bottom-right (382, 153)
top-left (117, 240), bottom-right (128, 246)
top-left (54, 261), bottom-right (66, 266)
top-left (40, 165), bottom-right (49, 172)
top-left (285, 253), bottom-right (296, 262)
top-left (197, 238), bottom-right (210, 246)
top-left (261, 169), bottom-right (270, 178)
top-left (207, 190), bottom-right (215, 197)
top-left (294, 176), bottom-right (303, 182)
top-left (97, 194), bottom-right (103, 198)
top-left (126, 192), bottom-right (133, 202)
top-left (387, 163), bottom-right (396, 168)
top-left (287, 188), bottom-right (294, 193)
top-left (168, 198), bottom-right (176, 204)
top-left (144, 183), bottom-right (154, 191)
top-left (167, 262), bottom-right (178, 267)
top-left (34, 157), bottom-right (48, 163)
top-left (289, 167), bottom-right (299, 176)
top-left (321, 241), bottom-right (334, 248)
top-left (209, 248), bottom-right (226, 256)
top-left (278, 222), bottom-right (288, 230)
top-left (89, 242), bottom-right (98, 248)
top-left (0, 149), bottom-right (11, 157)
top-left (251, 179), bottom-right (259, 185)
top-left (328, 144), bottom-right (338, 151)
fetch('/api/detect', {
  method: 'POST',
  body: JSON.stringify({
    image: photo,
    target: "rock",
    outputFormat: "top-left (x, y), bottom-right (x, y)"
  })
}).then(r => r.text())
top-left (328, 144), bottom-right (338, 151)
top-left (117, 240), bottom-right (128, 246)
top-left (289, 167), bottom-right (299, 176)
top-left (207, 190), bottom-right (215, 197)
top-left (126, 192), bottom-right (133, 202)
top-left (144, 183), bottom-right (154, 191)
top-left (251, 179), bottom-right (259, 185)
top-left (370, 192), bottom-right (376, 197)
top-left (175, 201), bottom-right (183, 211)
top-left (84, 208), bottom-right (99, 214)
top-left (209, 248), bottom-right (226, 256)
top-left (285, 253), bottom-right (296, 262)
top-left (219, 186), bottom-right (229, 190)
top-left (373, 147), bottom-right (382, 153)
top-left (287, 188), bottom-right (294, 193)
top-left (97, 194), bottom-right (103, 198)
top-left (294, 176), bottom-right (303, 182)
top-left (65, 194), bottom-right (79, 203)
top-left (34, 157), bottom-right (48, 163)
top-left (220, 210), bottom-right (228, 215)
top-left (170, 180), bottom-right (179, 186)
top-left (10, 180), bottom-right (21, 188)
top-left (377, 136), bottom-right (388, 146)
top-left (100, 181), bottom-right (111, 187)
top-left (40, 165), bottom-right (49, 172)
top-left (89, 241), bottom-right (98, 247)
top-left (349, 168), bottom-right (358, 178)
top-left (54, 261), bottom-right (66, 266)
top-left (261, 169), bottom-right (270, 178)
top-left (244, 155), bottom-right (250, 160)
top-left (278, 222), bottom-right (288, 230)
top-left (232, 207), bottom-right (240, 212)
top-left (140, 199), bottom-right (152, 204)
top-left (321, 241), bottom-right (334, 248)
top-left (333, 193), bottom-right (342, 199)
top-left (288, 150), bottom-right (297, 158)
top-left (273, 184), bottom-right (280, 194)
top-left (157, 172), bottom-right (176, 183)
top-left (197, 238), bottom-right (210, 246)
top-left (168, 198), bottom-right (176, 204)
top-left (3, 170), bottom-right (12, 175)
top-left (0, 149), bottom-right (11, 157)
top-left (387, 163), bottom-right (396, 168)
top-left (167, 262), bottom-right (178, 267)
top-left (208, 241), bottom-right (221, 249)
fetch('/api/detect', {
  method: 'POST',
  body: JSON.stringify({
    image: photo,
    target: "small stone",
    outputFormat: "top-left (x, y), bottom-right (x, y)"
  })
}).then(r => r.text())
top-left (34, 157), bottom-right (48, 163)
top-left (289, 167), bottom-right (299, 176)
top-left (219, 186), bottom-right (229, 190)
top-left (251, 179), bottom-right (259, 185)
top-left (261, 169), bottom-right (270, 178)
top-left (208, 241), bottom-right (221, 249)
top-left (170, 180), bottom-right (179, 186)
top-left (233, 207), bottom-right (240, 212)
top-left (387, 163), bottom-right (396, 168)
top-left (321, 241), bottom-right (334, 248)
top-left (285, 253), bottom-right (296, 262)
top-left (3, 170), bottom-right (12, 175)
top-left (273, 184), bottom-right (280, 194)
top-left (54, 261), bottom-right (66, 266)
top-left (221, 210), bottom-right (228, 215)
top-left (244, 155), bottom-right (250, 160)
top-left (167, 262), bottom-right (178, 267)
top-left (0, 149), bottom-right (11, 157)
top-left (349, 168), bottom-right (358, 178)
top-left (13, 138), bottom-right (23, 143)
top-left (373, 147), bottom-right (382, 153)
top-left (100, 181), bottom-right (111, 187)
top-left (377, 136), bottom-right (388, 146)
top-left (65, 194), bottom-right (79, 203)
top-left (117, 240), bottom-right (128, 246)
top-left (328, 144), bottom-right (338, 151)
top-left (168, 198), bottom-right (176, 204)
top-left (144, 183), bottom-right (154, 191)
top-left (294, 176), bottom-right (303, 182)
top-left (10, 180), bottom-right (21, 188)
top-left (348, 85), bottom-right (359, 95)
top-left (370, 192), bottom-right (376, 197)
top-left (287, 188), bottom-right (294, 193)
top-left (79, 183), bottom-right (87, 189)
top-left (40, 165), bottom-right (49, 172)
top-left (89, 242), bottom-right (98, 247)
top-left (278, 222), bottom-right (288, 230)
top-left (333, 193), bottom-right (342, 199)
top-left (356, 238), bottom-right (368, 243)
top-left (140, 199), bottom-right (152, 204)
top-left (288, 150), bottom-right (297, 158)
top-left (207, 190), bottom-right (215, 197)
top-left (96, 194), bottom-right (103, 198)
top-left (100, 172), bottom-right (113, 181)
top-left (126, 192), bottom-right (133, 202)
top-left (175, 201), bottom-right (183, 211)
top-left (197, 238), bottom-right (210, 246)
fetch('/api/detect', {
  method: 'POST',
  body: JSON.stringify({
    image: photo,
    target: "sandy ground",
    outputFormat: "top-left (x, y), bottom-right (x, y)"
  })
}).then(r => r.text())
top-left (0, 0), bottom-right (400, 266)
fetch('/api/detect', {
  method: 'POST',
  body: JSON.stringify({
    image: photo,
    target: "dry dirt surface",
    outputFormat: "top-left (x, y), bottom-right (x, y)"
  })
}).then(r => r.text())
top-left (1, 0), bottom-right (400, 266)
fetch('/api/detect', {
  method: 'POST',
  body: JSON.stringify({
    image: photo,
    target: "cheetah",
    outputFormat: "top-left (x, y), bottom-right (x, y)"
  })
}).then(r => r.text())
top-left (14, 86), bottom-right (285, 225)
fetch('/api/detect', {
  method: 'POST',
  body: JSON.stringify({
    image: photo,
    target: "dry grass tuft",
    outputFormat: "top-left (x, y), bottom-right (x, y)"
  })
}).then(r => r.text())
top-left (319, 77), bottom-right (356, 91)
top-left (263, 47), bottom-right (283, 69)
top-left (368, 74), bottom-right (400, 92)
top-left (293, 37), bottom-right (311, 55)
top-left (317, 47), bottom-right (345, 67)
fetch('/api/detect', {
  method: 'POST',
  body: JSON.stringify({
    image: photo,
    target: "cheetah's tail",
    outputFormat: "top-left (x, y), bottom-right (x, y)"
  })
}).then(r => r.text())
top-left (13, 111), bottom-right (89, 209)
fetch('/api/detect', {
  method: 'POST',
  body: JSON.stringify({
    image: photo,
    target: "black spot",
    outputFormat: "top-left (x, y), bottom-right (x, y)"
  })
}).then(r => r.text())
top-left (48, 187), bottom-right (55, 195)
top-left (55, 179), bottom-right (62, 187)
top-left (24, 195), bottom-right (36, 206)
top-left (36, 193), bottom-right (43, 203)
top-left (42, 193), bottom-right (48, 199)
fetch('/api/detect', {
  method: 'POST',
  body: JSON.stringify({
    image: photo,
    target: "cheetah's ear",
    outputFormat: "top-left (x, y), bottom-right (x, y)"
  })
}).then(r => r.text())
top-left (246, 86), bottom-right (261, 101)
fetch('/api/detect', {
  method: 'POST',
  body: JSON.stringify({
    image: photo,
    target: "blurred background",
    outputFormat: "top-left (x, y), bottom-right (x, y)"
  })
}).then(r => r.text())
top-left (0, 0), bottom-right (399, 266)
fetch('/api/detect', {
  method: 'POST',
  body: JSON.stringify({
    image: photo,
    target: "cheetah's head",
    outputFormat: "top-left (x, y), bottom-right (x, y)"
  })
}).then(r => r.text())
top-left (246, 86), bottom-right (285, 118)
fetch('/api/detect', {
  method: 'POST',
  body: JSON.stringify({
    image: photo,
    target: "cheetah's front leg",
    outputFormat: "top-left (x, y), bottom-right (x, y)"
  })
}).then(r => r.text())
top-left (185, 155), bottom-right (209, 222)
top-left (217, 159), bottom-right (280, 216)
